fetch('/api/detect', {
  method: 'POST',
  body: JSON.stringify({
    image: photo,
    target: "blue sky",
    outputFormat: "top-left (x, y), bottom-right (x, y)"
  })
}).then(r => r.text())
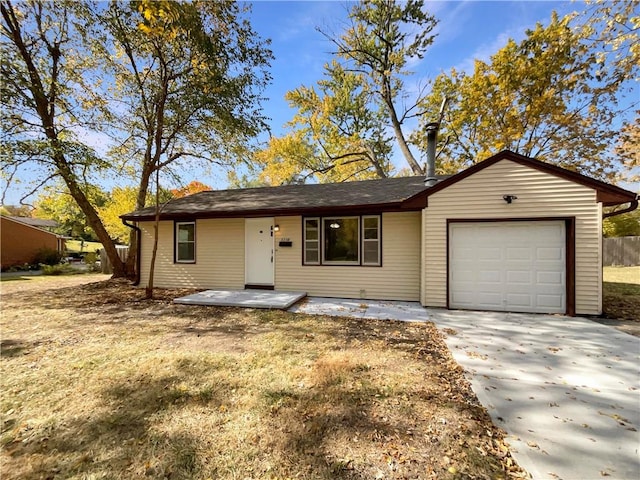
top-left (247, 0), bottom-right (581, 140)
top-left (7, 0), bottom-right (633, 206)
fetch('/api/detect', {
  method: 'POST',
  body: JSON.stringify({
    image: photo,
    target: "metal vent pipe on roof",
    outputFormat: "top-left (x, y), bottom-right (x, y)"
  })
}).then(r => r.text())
top-left (425, 122), bottom-right (439, 187)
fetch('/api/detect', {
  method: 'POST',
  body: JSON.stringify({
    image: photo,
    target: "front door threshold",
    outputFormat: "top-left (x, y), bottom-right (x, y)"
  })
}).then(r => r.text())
top-left (245, 284), bottom-right (275, 291)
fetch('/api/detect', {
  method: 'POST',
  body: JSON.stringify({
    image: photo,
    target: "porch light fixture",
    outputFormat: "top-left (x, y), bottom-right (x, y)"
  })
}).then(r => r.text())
top-left (329, 222), bottom-right (340, 229)
top-left (503, 194), bottom-right (518, 204)
top-left (273, 224), bottom-right (280, 232)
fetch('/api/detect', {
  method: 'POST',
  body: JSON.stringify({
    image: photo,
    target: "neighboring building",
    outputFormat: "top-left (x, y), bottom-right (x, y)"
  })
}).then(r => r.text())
top-left (1, 216), bottom-right (66, 269)
top-left (121, 150), bottom-right (638, 316)
top-left (5, 216), bottom-right (59, 232)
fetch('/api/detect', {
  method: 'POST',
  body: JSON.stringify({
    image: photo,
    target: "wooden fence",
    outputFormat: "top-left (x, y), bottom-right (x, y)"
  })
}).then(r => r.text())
top-left (603, 236), bottom-right (640, 266)
top-left (100, 246), bottom-right (129, 274)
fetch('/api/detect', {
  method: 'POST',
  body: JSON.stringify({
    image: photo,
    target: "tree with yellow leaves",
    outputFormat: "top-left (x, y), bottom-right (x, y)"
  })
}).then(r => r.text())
top-left (414, 1), bottom-right (639, 181)
top-left (255, 0), bottom-right (437, 184)
top-left (255, 61), bottom-right (393, 185)
top-left (1, 0), bottom-right (272, 278)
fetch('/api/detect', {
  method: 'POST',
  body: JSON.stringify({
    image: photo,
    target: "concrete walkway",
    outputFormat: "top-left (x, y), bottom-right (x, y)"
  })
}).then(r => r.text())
top-left (291, 298), bottom-right (640, 480)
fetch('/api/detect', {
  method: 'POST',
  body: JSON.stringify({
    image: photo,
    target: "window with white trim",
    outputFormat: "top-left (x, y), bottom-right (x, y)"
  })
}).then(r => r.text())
top-left (303, 215), bottom-right (381, 266)
top-left (362, 215), bottom-right (381, 266)
top-left (303, 218), bottom-right (320, 265)
top-left (175, 221), bottom-right (195, 263)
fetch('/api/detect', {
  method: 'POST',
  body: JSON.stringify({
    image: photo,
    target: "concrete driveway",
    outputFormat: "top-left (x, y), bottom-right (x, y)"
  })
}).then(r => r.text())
top-left (292, 299), bottom-right (640, 480)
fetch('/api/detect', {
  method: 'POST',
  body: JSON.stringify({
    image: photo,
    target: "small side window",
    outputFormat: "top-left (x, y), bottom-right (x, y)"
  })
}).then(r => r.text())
top-left (303, 218), bottom-right (320, 265)
top-left (175, 222), bottom-right (195, 263)
top-left (362, 215), bottom-right (381, 266)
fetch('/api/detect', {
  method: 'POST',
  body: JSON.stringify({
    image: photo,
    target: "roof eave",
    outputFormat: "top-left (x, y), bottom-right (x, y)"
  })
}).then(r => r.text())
top-left (120, 200), bottom-right (424, 222)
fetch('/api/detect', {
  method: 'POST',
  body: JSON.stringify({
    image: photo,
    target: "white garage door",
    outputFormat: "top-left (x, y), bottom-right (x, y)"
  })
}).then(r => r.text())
top-left (449, 221), bottom-right (566, 314)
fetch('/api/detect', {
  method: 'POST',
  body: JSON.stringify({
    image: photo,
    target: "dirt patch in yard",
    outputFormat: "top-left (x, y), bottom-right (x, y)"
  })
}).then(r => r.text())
top-left (1, 276), bottom-right (526, 479)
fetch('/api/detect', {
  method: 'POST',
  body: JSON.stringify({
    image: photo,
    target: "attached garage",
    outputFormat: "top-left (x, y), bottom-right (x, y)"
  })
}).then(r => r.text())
top-left (448, 220), bottom-right (569, 314)
top-left (418, 151), bottom-right (637, 316)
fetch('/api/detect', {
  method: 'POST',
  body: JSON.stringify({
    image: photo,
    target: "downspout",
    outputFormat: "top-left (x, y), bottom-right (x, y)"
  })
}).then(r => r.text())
top-left (122, 219), bottom-right (141, 286)
top-left (603, 198), bottom-right (639, 219)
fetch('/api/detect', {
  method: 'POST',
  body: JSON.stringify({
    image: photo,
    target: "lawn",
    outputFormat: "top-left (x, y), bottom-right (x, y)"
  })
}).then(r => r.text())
top-left (64, 239), bottom-right (103, 254)
top-left (0, 276), bottom-right (524, 479)
top-left (602, 266), bottom-right (640, 322)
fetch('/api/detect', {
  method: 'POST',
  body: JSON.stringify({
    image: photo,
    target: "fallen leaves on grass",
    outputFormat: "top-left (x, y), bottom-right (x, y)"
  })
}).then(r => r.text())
top-left (1, 277), bottom-right (527, 479)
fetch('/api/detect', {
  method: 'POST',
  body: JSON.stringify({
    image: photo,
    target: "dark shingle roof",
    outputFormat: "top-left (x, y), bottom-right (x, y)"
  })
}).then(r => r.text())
top-left (6, 216), bottom-right (58, 229)
top-left (121, 175), bottom-right (437, 221)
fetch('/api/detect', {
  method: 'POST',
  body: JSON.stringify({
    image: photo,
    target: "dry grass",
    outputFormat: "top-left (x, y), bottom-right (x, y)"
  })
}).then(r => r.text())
top-left (1, 276), bottom-right (525, 479)
top-left (602, 266), bottom-right (640, 323)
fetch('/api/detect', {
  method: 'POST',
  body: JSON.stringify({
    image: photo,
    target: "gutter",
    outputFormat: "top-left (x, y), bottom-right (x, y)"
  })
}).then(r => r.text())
top-left (603, 197), bottom-right (639, 219)
top-left (122, 219), bottom-right (141, 286)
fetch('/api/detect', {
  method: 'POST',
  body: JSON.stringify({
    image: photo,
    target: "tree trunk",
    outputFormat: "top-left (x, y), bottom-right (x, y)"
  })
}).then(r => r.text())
top-left (144, 217), bottom-right (159, 299)
top-left (125, 163), bottom-right (153, 277)
top-left (54, 153), bottom-right (126, 277)
top-left (2, 1), bottom-right (126, 277)
top-left (382, 87), bottom-right (424, 175)
top-left (145, 166), bottom-right (161, 299)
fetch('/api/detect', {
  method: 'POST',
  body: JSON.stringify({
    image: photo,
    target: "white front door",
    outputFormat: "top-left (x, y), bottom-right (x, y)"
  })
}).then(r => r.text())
top-left (449, 221), bottom-right (566, 314)
top-left (245, 217), bottom-right (274, 286)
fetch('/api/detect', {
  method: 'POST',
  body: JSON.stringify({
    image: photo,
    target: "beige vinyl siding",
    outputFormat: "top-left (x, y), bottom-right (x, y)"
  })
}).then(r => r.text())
top-left (422, 159), bottom-right (602, 315)
top-left (275, 211), bottom-right (421, 301)
top-left (138, 218), bottom-right (244, 289)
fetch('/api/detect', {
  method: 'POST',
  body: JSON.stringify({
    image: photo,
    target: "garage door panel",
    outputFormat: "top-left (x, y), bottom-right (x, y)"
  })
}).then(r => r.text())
top-left (454, 247), bottom-right (475, 260)
top-left (537, 271), bottom-right (563, 286)
top-left (506, 247), bottom-right (532, 261)
top-left (478, 270), bottom-right (501, 282)
top-left (475, 293), bottom-right (503, 308)
top-left (507, 270), bottom-right (531, 284)
top-left (537, 247), bottom-right (563, 261)
top-left (477, 247), bottom-right (502, 261)
top-left (537, 295), bottom-right (564, 309)
top-left (449, 221), bottom-right (566, 314)
top-left (450, 291), bottom-right (475, 306)
top-left (505, 293), bottom-right (533, 308)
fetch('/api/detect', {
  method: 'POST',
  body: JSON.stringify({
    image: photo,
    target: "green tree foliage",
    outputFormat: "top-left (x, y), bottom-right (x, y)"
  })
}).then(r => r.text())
top-left (99, 0), bottom-right (271, 210)
top-left (330, 0), bottom-right (437, 175)
top-left (1, 0), bottom-right (272, 278)
top-left (255, 61), bottom-right (393, 184)
top-left (33, 182), bottom-right (107, 240)
top-left (0, 0), bottom-right (126, 274)
top-left (256, 0), bottom-right (437, 182)
top-left (414, 2), bottom-right (639, 180)
top-left (603, 209), bottom-right (640, 237)
top-left (95, 0), bottom-right (272, 276)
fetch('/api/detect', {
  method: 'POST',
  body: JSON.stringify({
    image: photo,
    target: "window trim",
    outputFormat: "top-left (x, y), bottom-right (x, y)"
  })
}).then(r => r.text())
top-left (175, 221), bottom-right (196, 264)
top-left (361, 215), bottom-right (381, 266)
top-left (303, 217), bottom-right (321, 265)
top-left (302, 214), bottom-right (382, 267)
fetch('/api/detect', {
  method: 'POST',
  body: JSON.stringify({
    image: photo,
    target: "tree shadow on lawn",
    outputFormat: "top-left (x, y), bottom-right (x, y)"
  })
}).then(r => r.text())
top-left (2, 280), bottom-right (515, 478)
top-left (256, 351), bottom-right (501, 479)
top-left (0, 339), bottom-right (41, 358)
top-left (2, 367), bottom-right (230, 479)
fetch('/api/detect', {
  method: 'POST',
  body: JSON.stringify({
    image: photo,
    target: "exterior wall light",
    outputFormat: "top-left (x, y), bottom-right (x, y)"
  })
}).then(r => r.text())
top-left (503, 194), bottom-right (518, 204)
top-left (273, 224), bottom-right (280, 232)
